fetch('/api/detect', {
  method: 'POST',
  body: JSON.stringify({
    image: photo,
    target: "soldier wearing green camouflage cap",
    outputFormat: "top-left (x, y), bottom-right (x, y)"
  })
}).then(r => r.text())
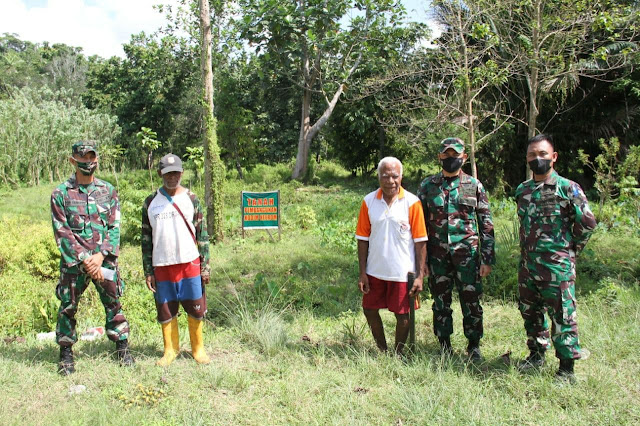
top-left (417, 137), bottom-right (495, 360)
top-left (516, 134), bottom-right (596, 384)
top-left (50, 140), bottom-right (134, 375)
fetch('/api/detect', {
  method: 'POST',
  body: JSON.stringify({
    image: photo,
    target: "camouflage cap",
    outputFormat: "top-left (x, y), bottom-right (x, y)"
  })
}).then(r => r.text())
top-left (440, 137), bottom-right (465, 153)
top-left (71, 140), bottom-right (98, 156)
top-left (158, 153), bottom-right (183, 174)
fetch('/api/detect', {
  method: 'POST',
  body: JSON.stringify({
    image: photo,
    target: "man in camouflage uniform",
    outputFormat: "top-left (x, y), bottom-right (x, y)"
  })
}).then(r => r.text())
top-left (51, 140), bottom-right (134, 375)
top-left (417, 138), bottom-right (495, 360)
top-left (516, 134), bottom-right (596, 383)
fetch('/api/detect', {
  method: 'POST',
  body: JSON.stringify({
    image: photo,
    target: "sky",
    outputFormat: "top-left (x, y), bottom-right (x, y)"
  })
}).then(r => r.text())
top-left (1, 0), bottom-right (433, 59)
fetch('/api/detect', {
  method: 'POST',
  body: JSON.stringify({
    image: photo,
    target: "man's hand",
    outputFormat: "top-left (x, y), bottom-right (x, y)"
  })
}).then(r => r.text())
top-left (358, 274), bottom-right (370, 294)
top-left (83, 252), bottom-right (104, 281)
top-left (146, 275), bottom-right (156, 292)
top-left (201, 273), bottom-right (210, 286)
top-left (479, 264), bottom-right (492, 278)
top-left (409, 277), bottom-right (423, 298)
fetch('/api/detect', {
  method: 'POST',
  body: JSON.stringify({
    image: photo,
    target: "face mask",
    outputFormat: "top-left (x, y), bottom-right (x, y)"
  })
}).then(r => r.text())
top-left (442, 157), bottom-right (463, 173)
top-left (528, 158), bottom-right (552, 175)
top-left (76, 160), bottom-right (97, 176)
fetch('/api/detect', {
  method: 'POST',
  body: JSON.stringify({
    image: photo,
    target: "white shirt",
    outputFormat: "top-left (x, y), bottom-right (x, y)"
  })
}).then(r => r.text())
top-left (147, 189), bottom-right (199, 267)
top-left (355, 187), bottom-right (428, 282)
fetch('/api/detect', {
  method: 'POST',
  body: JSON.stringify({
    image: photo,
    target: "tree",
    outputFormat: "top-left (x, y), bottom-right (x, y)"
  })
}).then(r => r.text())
top-left (239, 0), bottom-right (408, 180)
top-left (84, 33), bottom-right (201, 164)
top-left (489, 0), bottom-right (638, 178)
top-left (136, 127), bottom-right (162, 191)
top-left (418, 0), bottom-right (511, 178)
top-left (199, 0), bottom-right (225, 242)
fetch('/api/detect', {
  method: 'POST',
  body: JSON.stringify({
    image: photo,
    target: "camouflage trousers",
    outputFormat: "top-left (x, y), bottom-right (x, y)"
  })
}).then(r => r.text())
top-left (55, 267), bottom-right (130, 346)
top-left (427, 251), bottom-right (483, 341)
top-left (518, 276), bottom-right (581, 360)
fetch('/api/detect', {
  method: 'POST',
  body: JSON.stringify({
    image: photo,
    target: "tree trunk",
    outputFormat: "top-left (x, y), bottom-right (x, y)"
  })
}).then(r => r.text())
top-left (525, 0), bottom-right (542, 180)
top-left (377, 124), bottom-right (386, 160)
top-left (199, 0), bottom-right (224, 242)
top-left (292, 83), bottom-right (347, 180)
top-left (292, 88), bottom-right (312, 180)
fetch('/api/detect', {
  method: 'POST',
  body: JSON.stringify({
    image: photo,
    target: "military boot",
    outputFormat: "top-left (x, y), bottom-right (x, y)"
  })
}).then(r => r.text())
top-left (518, 351), bottom-right (545, 371)
top-left (555, 358), bottom-right (576, 385)
top-left (116, 339), bottom-right (135, 367)
top-left (58, 345), bottom-right (75, 375)
top-left (467, 339), bottom-right (482, 361)
top-left (438, 336), bottom-right (452, 355)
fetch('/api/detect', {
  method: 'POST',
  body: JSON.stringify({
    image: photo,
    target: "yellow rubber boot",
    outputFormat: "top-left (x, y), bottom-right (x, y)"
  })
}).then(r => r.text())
top-left (187, 316), bottom-right (210, 364)
top-left (157, 317), bottom-right (179, 367)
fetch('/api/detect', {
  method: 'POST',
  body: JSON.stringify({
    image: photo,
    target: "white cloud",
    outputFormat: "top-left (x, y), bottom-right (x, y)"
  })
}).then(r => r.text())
top-left (1, 0), bottom-right (180, 58)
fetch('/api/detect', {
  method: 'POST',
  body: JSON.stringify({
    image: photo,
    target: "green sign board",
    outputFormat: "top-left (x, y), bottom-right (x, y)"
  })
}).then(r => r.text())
top-left (242, 190), bottom-right (280, 229)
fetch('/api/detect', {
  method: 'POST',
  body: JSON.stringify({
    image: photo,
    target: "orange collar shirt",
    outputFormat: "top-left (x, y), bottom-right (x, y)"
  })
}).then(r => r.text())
top-left (356, 187), bottom-right (428, 282)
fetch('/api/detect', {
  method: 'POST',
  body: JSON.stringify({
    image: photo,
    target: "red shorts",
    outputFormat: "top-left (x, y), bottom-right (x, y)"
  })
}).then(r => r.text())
top-left (362, 275), bottom-right (419, 314)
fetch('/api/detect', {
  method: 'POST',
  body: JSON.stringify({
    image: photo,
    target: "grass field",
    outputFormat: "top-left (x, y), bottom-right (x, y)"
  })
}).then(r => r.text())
top-left (1, 164), bottom-right (639, 425)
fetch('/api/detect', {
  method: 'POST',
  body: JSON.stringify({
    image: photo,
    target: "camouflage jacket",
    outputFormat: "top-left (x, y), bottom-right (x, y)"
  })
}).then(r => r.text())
top-left (141, 189), bottom-right (210, 277)
top-left (417, 171), bottom-right (495, 265)
top-left (51, 175), bottom-right (120, 270)
top-left (515, 170), bottom-right (596, 281)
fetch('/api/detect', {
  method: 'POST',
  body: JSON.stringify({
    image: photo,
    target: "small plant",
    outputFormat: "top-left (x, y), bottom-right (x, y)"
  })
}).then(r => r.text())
top-left (183, 146), bottom-right (205, 188)
top-left (136, 127), bottom-right (162, 191)
top-left (293, 205), bottom-right (317, 230)
top-left (578, 138), bottom-right (640, 215)
top-left (496, 213), bottom-right (519, 253)
top-left (340, 311), bottom-right (367, 347)
top-left (100, 143), bottom-right (125, 188)
top-left (31, 296), bottom-right (58, 332)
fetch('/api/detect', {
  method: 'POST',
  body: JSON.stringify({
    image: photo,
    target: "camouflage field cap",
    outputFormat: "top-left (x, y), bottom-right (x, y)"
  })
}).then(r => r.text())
top-left (158, 153), bottom-right (183, 174)
top-left (440, 137), bottom-right (465, 153)
top-left (71, 140), bottom-right (98, 156)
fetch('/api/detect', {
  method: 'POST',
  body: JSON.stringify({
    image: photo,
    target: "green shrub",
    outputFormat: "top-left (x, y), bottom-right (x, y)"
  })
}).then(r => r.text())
top-left (0, 216), bottom-right (58, 276)
top-left (291, 205), bottom-right (317, 230)
top-left (118, 187), bottom-right (152, 245)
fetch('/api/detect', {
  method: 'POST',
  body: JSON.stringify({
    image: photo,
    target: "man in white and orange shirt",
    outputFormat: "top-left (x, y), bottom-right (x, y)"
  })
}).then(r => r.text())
top-left (356, 157), bottom-right (428, 354)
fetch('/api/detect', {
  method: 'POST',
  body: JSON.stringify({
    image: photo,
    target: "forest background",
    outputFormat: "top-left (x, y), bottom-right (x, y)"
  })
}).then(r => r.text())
top-left (1, 0), bottom-right (639, 424)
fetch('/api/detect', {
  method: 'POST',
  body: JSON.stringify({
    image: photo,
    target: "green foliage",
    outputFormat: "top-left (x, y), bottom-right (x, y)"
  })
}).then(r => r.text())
top-left (0, 86), bottom-right (121, 186)
top-left (316, 220), bottom-right (357, 253)
top-left (204, 114), bottom-right (226, 242)
top-left (183, 145), bottom-right (204, 186)
top-left (292, 205), bottom-right (317, 230)
top-left (0, 216), bottom-right (58, 278)
top-left (579, 137), bottom-right (640, 220)
top-left (0, 216), bottom-right (60, 334)
top-left (136, 126), bottom-right (162, 192)
top-left (84, 32), bottom-right (202, 162)
top-left (484, 204), bottom-right (520, 299)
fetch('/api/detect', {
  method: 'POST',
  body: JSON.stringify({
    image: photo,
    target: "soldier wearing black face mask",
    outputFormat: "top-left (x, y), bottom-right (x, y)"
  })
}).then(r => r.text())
top-left (417, 138), bottom-right (495, 360)
top-left (515, 134), bottom-right (596, 384)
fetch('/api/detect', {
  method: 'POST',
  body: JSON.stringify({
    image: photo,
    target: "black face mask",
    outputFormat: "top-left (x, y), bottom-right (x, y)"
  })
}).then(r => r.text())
top-left (442, 157), bottom-right (464, 173)
top-left (528, 158), bottom-right (552, 175)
